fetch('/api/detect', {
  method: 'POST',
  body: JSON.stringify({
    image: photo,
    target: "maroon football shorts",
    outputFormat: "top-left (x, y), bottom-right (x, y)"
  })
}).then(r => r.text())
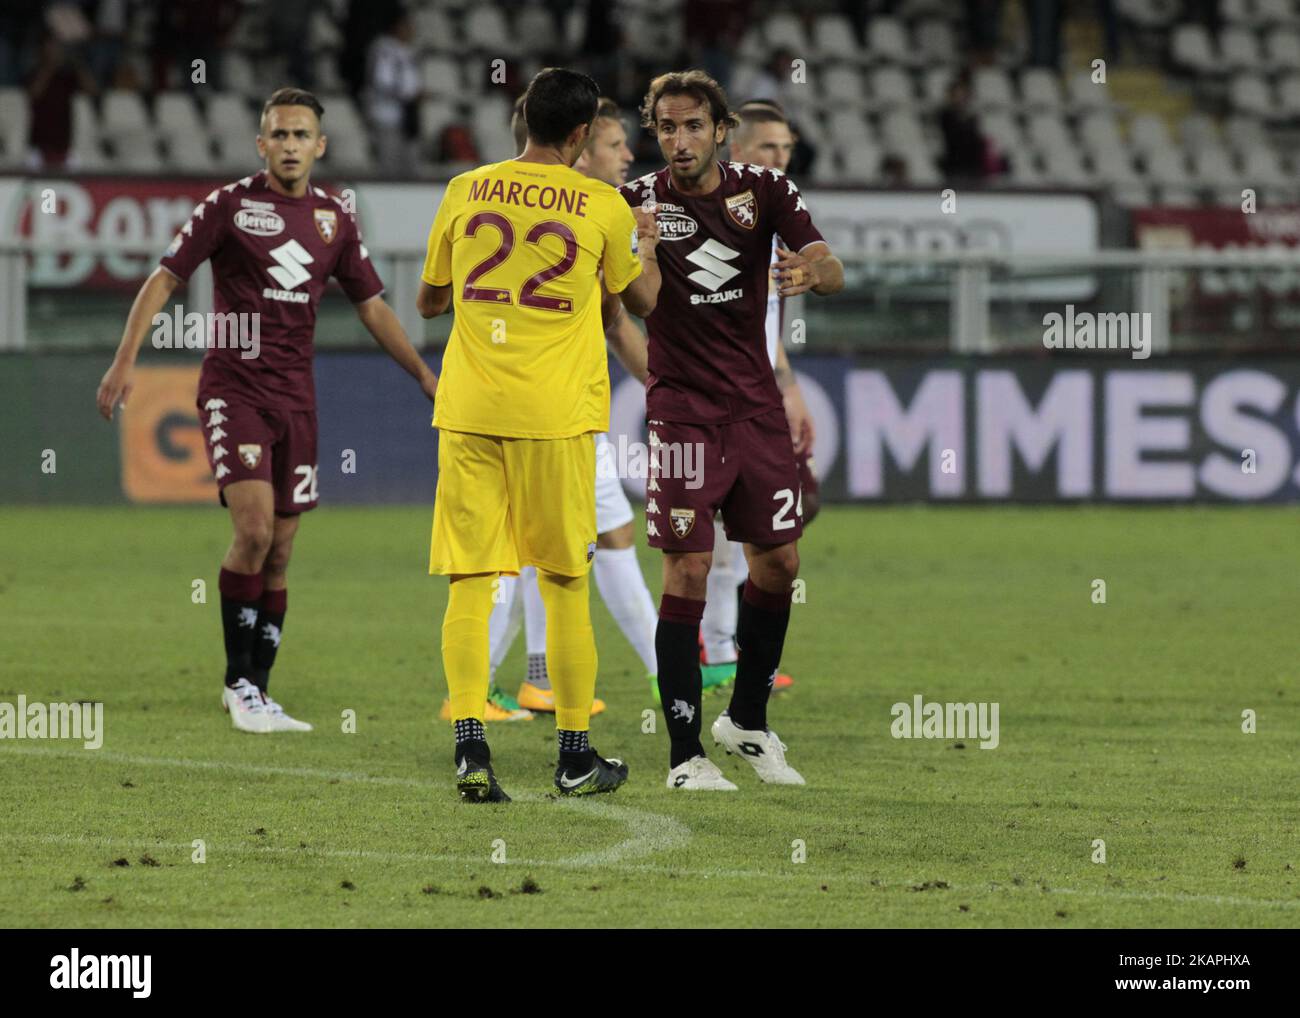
top-left (197, 396), bottom-right (319, 515)
top-left (645, 407), bottom-right (804, 552)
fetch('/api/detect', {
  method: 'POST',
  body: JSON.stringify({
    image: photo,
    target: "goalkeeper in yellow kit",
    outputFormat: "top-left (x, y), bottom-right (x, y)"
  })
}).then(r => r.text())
top-left (417, 68), bottom-right (661, 802)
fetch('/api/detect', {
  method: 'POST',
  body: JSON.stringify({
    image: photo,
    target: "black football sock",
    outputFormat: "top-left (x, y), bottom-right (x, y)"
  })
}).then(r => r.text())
top-left (657, 594), bottom-right (706, 768)
top-left (558, 728), bottom-right (593, 771)
top-left (219, 567), bottom-right (264, 688)
top-left (729, 579), bottom-right (793, 732)
top-left (453, 718), bottom-right (489, 765)
top-left (250, 586), bottom-right (286, 693)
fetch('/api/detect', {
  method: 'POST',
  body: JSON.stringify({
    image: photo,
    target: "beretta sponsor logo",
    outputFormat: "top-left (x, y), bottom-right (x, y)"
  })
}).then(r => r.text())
top-left (233, 209), bottom-right (285, 237)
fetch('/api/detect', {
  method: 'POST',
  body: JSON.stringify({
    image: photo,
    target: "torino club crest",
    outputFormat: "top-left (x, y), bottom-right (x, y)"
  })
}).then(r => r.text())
top-left (314, 208), bottom-right (338, 243)
top-left (725, 190), bottom-right (757, 229)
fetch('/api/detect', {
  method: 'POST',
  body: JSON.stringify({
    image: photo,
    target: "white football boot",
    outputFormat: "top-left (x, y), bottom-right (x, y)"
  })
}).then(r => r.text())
top-left (221, 678), bottom-right (276, 733)
top-left (665, 755), bottom-right (738, 791)
top-left (711, 710), bottom-right (805, 785)
top-left (260, 691), bottom-right (313, 732)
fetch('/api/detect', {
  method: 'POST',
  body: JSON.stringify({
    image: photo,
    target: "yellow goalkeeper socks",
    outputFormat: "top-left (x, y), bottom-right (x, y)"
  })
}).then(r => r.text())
top-left (442, 573), bottom-right (496, 723)
top-left (536, 569), bottom-right (598, 732)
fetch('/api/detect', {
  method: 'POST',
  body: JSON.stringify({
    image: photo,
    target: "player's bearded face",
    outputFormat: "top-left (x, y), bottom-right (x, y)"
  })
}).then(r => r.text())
top-left (655, 96), bottom-right (724, 185)
top-left (257, 107), bottom-right (326, 188)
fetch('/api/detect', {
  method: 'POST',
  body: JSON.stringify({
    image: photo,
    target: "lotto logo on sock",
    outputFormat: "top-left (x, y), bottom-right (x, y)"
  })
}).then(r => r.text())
top-left (0, 695), bottom-right (104, 749)
top-left (890, 694), bottom-right (999, 749)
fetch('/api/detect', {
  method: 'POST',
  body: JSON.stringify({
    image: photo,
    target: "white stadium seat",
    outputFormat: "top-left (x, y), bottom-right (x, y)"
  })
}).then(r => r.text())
top-left (1020, 68), bottom-right (1063, 110)
top-left (821, 65), bottom-right (867, 107)
top-left (1179, 112), bottom-right (1220, 153)
top-left (1079, 110), bottom-right (1125, 152)
top-left (1144, 148), bottom-right (1193, 186)
top-left (412, 5), bottom-right (457, 52)
top-left (1241, 144), bottom-right (1289, 186)
top-left (463, 7), bottom-right (516, 55)
top-left (1190, 145), bottom-right (1240, 187)
top-left (1066, 69), bottom-right (1114, 111)
top-left (827, 108), bottom-right (871, 146)
top-left (866, 66), bottom-right (911, 109)
top-left (1224, 114), bottom-right (1267, 148)
top-left (811, 14), bottom-right (861, 62)
top-left (1171, 24), bottom-right (1219, 74)
top-left (1275, 72), bottom-right (1300, 115)
top-left (1091, 148), bottom-right (1142, 186)
top-left (0, 87), bottom-right (30, 169)
top-left (978, 111), bottom-right (1023, 153)
top-left (1025, 111), bottom-right (1072, 151)
top-left (972, 67), bottom-right (1015, 109)
top-left (867, 18), bottom-right (911, 63)
top-left (421, 55), bottom-right (460, 97)
top-left (515, 3), bottom-right (558, 55)
top-left (1128, 112), bottom-right (1174, 153)
top-left (1263, 28), bottom-right (1300, 69)
top-left (915, 19), bottom-right (957, 63)
top-left (1230, 72), bottom-right (1274, 115)
top-left (764, 12), bottom-right (809, 54)
top-left (1219, 26), bottom-right (1262, 69)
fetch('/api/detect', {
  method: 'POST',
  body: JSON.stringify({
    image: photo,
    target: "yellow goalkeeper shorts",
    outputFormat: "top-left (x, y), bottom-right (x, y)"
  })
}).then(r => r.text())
top-left (429, 429), bottom-right (597, 577)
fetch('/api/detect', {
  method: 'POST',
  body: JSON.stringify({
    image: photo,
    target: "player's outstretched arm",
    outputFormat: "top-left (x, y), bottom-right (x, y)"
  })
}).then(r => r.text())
top-left (356, 295), bottom-right (439, 403)
top-left (605, 312), bottom-right (649, 383)
top-left (96, 266), bottom-right (180, 420)
top-left (773, 241), bottom-right (844, 298)
top-left (617, 206), bottom-right (661, 318)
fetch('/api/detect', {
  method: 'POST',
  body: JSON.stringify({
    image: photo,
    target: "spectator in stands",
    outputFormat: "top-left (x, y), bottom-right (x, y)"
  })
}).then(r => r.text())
top-left (340, 0), bottom-right (403, 99)
top-left (938, 74), bottom-right (1006, 182)
top-left (268, 0), bottom-right (316, 90)
top-left (1024, 0), bottom-right (1062, 70)
top-left (157, 0), bottom-right (241, 92)
top-left (85, 0), bottom-right (130, 89)
top-left (26, 31), bottom-right (98, 170)
top-left (0, 2), bottom-right (45, 88)
top-left (364, 10), bottom-right (422, 178)
top-left (684, 0), bottom-right (750, 90)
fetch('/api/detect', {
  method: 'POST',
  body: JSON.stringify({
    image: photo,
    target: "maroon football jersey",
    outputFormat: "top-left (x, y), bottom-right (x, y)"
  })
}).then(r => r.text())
top-left (159, 170), bottom-right (384, 411)
top-left (620, 161), bottom-right (823, 424)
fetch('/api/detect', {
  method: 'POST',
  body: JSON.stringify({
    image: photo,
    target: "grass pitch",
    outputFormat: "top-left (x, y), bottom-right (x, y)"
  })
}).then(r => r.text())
top-left (1, 504), bottom-right (1296, 928)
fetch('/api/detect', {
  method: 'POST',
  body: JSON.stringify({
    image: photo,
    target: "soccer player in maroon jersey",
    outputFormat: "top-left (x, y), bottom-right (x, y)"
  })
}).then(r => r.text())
top-left (621, 71), bottom-right (843, 790)
top-left (96, 87), bottom-right (438, 733)
top-left (699, 100), bottom-right (819, 694)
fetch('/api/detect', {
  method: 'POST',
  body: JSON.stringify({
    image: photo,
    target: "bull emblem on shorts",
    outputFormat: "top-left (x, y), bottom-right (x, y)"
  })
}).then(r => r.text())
top-left (669, 507), bottom-right (695, 538)
top-left (238, 444), bottom-right (262, 468)
top-left (725, 190), bottom-right (757, 230)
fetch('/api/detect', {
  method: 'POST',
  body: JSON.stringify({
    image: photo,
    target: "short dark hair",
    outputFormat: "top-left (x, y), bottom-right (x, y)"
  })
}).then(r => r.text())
top-left (738, 98), bottom-right (786, 117)
top-left (522, 67), bottom-right (600, 146)
top-left (260, 87), bottom-right (324, 131)
top-left (511, 94), bottom-right (528, 154)
top-left (734, 103), bottom-right (789, 146)
top-left (640, 69), bottom-right (739, 132)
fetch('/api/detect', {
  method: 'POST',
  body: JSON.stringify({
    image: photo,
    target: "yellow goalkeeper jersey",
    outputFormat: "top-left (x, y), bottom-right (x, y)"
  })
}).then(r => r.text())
top-left (422, 159), bottom-right (642, 439)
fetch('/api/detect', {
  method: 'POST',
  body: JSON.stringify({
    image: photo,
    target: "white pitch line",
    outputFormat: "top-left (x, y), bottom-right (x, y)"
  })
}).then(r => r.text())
top-left (3, 747), bottom-right (1296, 913)
top-left (0, 745), bottom-right (691, 868)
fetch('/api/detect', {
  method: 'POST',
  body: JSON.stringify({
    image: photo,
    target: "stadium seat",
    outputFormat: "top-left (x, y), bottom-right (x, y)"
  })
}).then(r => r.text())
top-left (1179, 112), bottom-right (1220, 153)
top-left (1190, 146), bottom-right (1240, 188)
top-left (1128, 112), bottom-right (1174, 154)
top-left (412, 5), bottom-right (458, 52)
top-left (1263, 28), bottom-right (1300, 69)
top-left (1224, 114), bottom-right (1267, 149)
top-left (837, 139), bottom-right (882, 180)
top-left (1276, 72), bottom-right (1300, 115)
top-left (308, 10), bottom-right (343, 52)
top-left (1091, 148), bottom-right (1143, 186)
top-left (514, 3), bottom-right (559, 55)
top-left (1144, 148), bottom-right (1193, 187)
top-left (419, 99), bottom-right (457, 144)
top-left (1008, 151), bottom-right (1045, 186)
top-left (1025, 111), bottom-right (1072, 152)
top-left (972, 67), bottom-right (1015, 109)
top-left (764, 12), bottom-right (810, 54)
top-left (811, 14), bottom-right (860, 63)
top-left (867, 18), bottom-right (912, 64)
top-left (827, 108), bottom-right (871, 146)
top-left (865, 67), bottom-right (911, 110)
top-left (1079, 110), bottom-right (1125, 152)
top-left (223, 51), bottom-right (261, 101)
top-left (920, 66), bottom-right (953, 110)
top-left (421, 55), bottom-right (461, 97)
top-left (1241, 144), bottom-right (1289, 187)
top-left (1218, 0), bottom-right (1256, 24)
top-left (1219, 26), bottom-right (1263, 69)
top-left (1066, 69), bottom-right (1114, 111)
top-left (1229, 72), bottom-right (1274, 116)
top-left (1255, 0), bottom-right (1297, 25)
top-left (915, 18), bottom-right (957, 64)
top-left (979, 111), bottom-right (1024, 153)
top-left (1020, 68), bottom-right (1063, 111)
top-left (1171, 24), bottom-right (1219, 74)
top-left (1116, 0), bottom-right (1180, 27)
top-left (880, 110), bottom-right (926, 151)
top-left (0, 88), bottom-right (29, 170)
top-left (316, 95), bottom-right (375, 173)
top-left (822, 65), bottom-right (867, 108)
top-left (1042, 148), bottom-right (1092, 187)
top-left (463, 7), bottom-right (517, 55)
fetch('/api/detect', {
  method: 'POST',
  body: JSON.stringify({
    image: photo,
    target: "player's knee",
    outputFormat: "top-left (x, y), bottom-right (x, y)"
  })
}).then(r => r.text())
top-left (761, 545), bottom-right (800, 588)
top-left (666, 553), bottom-right (712, 599)
top-left (264, 538), bottom-right (294, 577)
top-left (232, 513), bottom-right (274, 562)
